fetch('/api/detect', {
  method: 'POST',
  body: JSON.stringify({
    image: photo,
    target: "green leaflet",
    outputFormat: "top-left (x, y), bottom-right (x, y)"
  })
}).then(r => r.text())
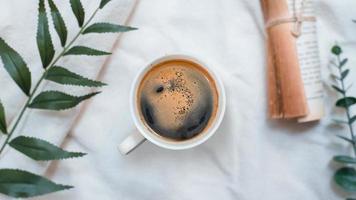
top-left (342, 69), bottom-right (350, 80)
top-left (332, 85), bottom-right (345, 94)
top-left (334, 167), bottom-right (356, 192)
top-left (82, 23), bottom-right (137, 34)
top-left (340, 58), bottom-right (348, 68)
top-left (37, 0), bottom-right (55, 68)
top-left (29, 90), bottom-right (100, 110)
top-left (45, 66), bottom-right (106, 87)
top-left (0, 38), bottom-right (32, 96)
top-left (70, 0), bottom-right (85, 27)
top-left (0, 169), bottom-right (72, 198)
top-left (332, 45), bottom-right (342, 55)
top-left (48, 0), bottom-right (68, 47)
top-left (333, 156), bottom-right (356, 164)
top-left (64, 46), bottom-right (111, 56)
top-left (9, 136), bottom-right (86, 161)
top-left (100, 0), bottom-right (112, 9)
top-left (336, 97), bottom-right (356, 108)
top-left (350, 116), bottom-right (356, 124)
top-left (0, 101), bottom-right (7, 134)
top-left (337, 135), bottom-right (355, 144)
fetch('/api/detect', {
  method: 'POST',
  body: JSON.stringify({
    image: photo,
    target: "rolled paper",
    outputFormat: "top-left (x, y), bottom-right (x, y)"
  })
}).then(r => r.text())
top-left (261, 0), bottom-right (309, 119)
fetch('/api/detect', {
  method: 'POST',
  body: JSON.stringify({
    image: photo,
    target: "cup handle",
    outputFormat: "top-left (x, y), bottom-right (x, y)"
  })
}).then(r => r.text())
top-left (119, 131), bottom-right (146, 155)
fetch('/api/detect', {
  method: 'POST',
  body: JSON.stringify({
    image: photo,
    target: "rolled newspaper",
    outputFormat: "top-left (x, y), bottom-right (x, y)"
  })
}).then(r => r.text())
top-left (261, 0), bottom-right (323, 122)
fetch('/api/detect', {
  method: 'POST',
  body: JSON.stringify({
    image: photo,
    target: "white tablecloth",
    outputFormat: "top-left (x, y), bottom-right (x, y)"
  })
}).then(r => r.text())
top-left (1, 0), bottom-right (356, 199)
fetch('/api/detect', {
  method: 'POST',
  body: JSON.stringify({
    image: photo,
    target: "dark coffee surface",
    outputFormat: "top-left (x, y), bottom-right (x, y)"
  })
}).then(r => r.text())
top-left (137, 59), bottom-right (218, 141)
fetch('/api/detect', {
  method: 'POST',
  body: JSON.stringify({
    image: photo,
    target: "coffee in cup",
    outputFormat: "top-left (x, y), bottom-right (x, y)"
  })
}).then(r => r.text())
top-left (137, 59), bottom-right (219, 141)
top-left (119, 55), bottom-right (225, 154)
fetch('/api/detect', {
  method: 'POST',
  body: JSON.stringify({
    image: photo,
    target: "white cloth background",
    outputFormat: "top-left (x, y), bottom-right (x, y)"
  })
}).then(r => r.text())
top-left (1, 0), bottom-right (356, 199)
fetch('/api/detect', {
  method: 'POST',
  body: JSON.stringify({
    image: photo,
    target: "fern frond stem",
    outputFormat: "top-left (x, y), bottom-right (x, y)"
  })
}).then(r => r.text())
top-left (0, 7), bottom-right (100, 155)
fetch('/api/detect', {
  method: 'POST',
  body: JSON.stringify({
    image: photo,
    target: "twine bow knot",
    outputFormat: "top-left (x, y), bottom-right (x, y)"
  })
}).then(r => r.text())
top-left (291, 13), bottom-right (304, 37)
top-left (265, 0), bottom-right (316, 38)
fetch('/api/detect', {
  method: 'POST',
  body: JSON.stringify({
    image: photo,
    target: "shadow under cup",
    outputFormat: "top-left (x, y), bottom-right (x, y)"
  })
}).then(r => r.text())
top-left (132, 55), bottom-right (225, 149)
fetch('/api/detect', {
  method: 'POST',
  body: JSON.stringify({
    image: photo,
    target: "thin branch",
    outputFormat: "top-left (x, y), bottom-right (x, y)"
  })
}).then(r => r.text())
top-left (336, 54), bottom-right (356, 156)
top-left (0, 7), bottom-right (100, 155)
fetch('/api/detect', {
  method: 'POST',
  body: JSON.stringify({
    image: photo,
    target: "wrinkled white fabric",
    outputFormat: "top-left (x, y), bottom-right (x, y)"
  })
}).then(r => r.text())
top-left (1, 0), bottom-right (356, 199)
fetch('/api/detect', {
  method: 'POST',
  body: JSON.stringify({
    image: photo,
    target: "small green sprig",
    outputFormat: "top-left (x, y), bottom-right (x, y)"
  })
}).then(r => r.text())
top-left (0, 0), bottom-right (136, 198)
top-left (330, 45), bottom-right (356, 200)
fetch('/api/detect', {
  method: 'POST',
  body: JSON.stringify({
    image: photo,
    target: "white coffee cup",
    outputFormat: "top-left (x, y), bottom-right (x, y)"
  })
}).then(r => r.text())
top-left (119, 55), bottom-right (226, 154)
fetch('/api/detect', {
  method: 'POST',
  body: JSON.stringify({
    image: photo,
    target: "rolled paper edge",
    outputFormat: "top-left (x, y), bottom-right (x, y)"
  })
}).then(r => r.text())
top-left (298, 98), bottom-right (324, 122)
top-left (262, 0), bottom-right (309, 119)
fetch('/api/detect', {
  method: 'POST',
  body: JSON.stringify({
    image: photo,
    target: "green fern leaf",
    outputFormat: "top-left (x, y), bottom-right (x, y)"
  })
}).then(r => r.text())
top-left (9, 136), bottom-right (86, 161)
top-left (64, 46), bottom-right (111, 56)
top-left (29, 91), bottom-right (100, 110)
top-left (0, 101), bottom-right (6, 134)
top-left (0, 169), bottom-right (72, 198)
top-left (70, 0), bottom-right (85, 27)
top-left (37, 0), bottom-right (55, 68)
top-left (100, 0), bottom-right (111, 9)
top-left (48, 0), bottom-right (68, 46)
top-left (0, 38), bottom-right (31, 96)
top-left (45, 66), bottom-right (106, 87)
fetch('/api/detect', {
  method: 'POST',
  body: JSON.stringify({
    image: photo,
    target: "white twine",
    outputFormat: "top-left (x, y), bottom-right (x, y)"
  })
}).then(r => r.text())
top-left (265, 0), bottom-right (316, 38)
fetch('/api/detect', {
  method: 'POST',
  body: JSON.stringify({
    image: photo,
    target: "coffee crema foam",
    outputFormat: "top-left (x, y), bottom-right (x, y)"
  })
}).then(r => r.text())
top-left (137, 59), bottom-right (218, 141)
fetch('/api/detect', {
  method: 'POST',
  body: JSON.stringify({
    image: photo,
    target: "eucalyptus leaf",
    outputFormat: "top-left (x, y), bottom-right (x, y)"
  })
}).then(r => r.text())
top-left (332, 45), bottom-right (342, 55)
top-left (37, 0), bottom-right (55, 68)
top-left (346, 198), bottom-right (356, 200)
top-left (336, 135), bottom-right (354, 144)
top-left (334, 167), bottom-right (356, 192)
top-left (340, 58), bottom-right (348, 68)
top-left (100, 0), bottom-right (111, 9)
top-left (334, 156), bottom-right (356, 164)
top-left (342, 69), bottom-right (350, 80)
top-left (0, 169), bottom-right (72, 198)
top-left (0, 38), bottom-right (32, 96)
top-left (336, 97), bottom-right (356, 109)
top-left (9, 136), bottom-right (86, 161)
top-left (0, 101), bottom-right (7, 134)
top-left (350, 116), bottom-right (356, 124)
top-left (45, 66), bottom-right (106, 87)
top-left (70, 0), bottom-right (85, 27)
top-left (82, 23), bottom-right (137, 34)
top-left (48, 0), bottom-right (68, 47)
top-left (64, 46), bottom-right (111, 56)
top-left (332, 85), bottom-right (345, 94)
top-left (29, 91), bottom-right (100, 110)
